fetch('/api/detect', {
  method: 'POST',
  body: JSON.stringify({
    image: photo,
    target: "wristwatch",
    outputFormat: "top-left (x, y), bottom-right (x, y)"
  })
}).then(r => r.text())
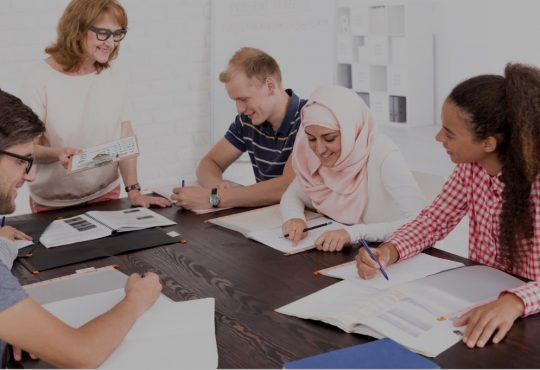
top-left (209, 188), bottom-right (221, 208)
top-left (125, 183), bottom-right (141, 193)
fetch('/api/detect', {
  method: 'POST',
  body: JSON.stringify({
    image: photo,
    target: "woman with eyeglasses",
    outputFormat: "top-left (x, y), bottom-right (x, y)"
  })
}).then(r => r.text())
top-left (20, 0), bottom-right (170, 212)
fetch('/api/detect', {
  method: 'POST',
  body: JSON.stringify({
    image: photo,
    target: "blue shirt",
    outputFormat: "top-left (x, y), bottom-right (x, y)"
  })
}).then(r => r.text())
top-left (224, 89), bottom-right (307, 182)
top-left (0, 261), bottom-right (27, 367)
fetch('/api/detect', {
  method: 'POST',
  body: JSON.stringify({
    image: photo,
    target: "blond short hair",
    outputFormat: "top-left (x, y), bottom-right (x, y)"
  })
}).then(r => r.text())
top-left (45, 0), bottom-right (128, 73)
top-left (219, 47), bottom-right (282, 86)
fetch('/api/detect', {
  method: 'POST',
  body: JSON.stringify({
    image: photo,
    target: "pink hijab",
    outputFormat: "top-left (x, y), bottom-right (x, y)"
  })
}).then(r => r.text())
top-left (292, 85), bottom-right (375, 224)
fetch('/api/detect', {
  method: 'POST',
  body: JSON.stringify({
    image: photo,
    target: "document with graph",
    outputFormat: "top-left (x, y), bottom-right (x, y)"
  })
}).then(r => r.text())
top-left (276, 265), bottom-right (524, 357)
top-left (39, 207), bottom-right (175, 248)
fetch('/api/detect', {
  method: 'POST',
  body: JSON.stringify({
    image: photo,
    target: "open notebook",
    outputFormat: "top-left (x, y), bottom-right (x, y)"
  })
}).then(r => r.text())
top-left (277, 265), bottom-right (524, 357)
top-left (39, 207), bottom-right (175, 248)
top-left (207, 204), bottom-right (321, 237)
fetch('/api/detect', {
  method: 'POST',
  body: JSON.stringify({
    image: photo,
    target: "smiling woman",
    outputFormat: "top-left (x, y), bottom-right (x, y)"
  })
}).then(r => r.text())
top-left (19, 0), bottom-right (170, 213)
top-left (280, 85), bottom-right (427, 252)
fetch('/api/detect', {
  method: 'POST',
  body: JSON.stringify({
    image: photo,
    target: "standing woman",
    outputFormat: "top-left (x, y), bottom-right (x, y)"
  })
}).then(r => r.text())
top-left (20, 0), bottom-right (170, 211)
top-left (357, 63), bottom-right (540, 348)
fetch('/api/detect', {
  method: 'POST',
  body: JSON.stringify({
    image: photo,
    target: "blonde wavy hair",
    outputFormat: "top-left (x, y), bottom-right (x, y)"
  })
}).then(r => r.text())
top-left (45, 0), bottom-right (128, 73)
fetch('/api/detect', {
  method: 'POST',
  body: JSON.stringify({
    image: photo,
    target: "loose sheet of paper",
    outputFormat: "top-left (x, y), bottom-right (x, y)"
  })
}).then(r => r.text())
top-left (247, 216), bottom-right (347, 254)
top-left (43, 290), bottom-right (218, 369)
top-left (319, 254), bottom-right (464, 288)
top-left (68, 136), bottom-right (139, 174)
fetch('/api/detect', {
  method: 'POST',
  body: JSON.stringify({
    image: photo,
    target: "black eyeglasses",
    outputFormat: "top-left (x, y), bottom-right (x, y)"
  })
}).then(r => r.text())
top-left (89, 26), bottom-right (127, 42)
top-left (0, 149), bottom-right (34, 174)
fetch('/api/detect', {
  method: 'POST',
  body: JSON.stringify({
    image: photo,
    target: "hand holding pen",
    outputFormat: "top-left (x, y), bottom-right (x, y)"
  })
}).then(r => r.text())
top-left (356, 240), bottom-right (398, 281)
top-left (282, 218), bottom-right (333, 246)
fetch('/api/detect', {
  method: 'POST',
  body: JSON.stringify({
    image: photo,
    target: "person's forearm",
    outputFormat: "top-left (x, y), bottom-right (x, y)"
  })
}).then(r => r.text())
top-left (33, 144), bottom-right (60, 164)
top-left (219, 177), bottom-right (290, 208)
top-left (196, 157), bottom-right (226, 188)
top-left (118, 156), bottom-right (138, 187)
top-left (44, 297), bottom-right (143, 369)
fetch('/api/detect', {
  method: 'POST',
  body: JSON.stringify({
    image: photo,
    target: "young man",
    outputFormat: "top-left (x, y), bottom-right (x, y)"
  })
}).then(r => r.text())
top-left (172, 47), bottom-right (307, 210)
top-left (0, 89), bottom-right (162, 368)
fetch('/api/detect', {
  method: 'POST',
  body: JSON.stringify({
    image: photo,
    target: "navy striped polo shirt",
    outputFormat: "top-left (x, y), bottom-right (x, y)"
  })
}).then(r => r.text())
top-left (224, 89), bottom-right (307, 182)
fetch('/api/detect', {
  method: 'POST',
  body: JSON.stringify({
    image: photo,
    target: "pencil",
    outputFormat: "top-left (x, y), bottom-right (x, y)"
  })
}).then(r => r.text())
top-left (283, 220), bottom-right (333, 238)
top-left (360, 239), bottom-right (389, 280)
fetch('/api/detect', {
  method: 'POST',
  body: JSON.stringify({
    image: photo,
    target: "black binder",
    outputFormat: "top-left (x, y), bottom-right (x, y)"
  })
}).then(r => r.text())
top-left (10, 219), bottom-right (180, 273)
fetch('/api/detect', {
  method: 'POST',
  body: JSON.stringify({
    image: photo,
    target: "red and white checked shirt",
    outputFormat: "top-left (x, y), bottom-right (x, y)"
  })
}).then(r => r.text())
top-left (388, 162), bottom-right (540, 316)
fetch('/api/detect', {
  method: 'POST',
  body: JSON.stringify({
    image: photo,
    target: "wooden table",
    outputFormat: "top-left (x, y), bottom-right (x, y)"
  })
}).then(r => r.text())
top-left (11, 199), bottom-right (540, 368)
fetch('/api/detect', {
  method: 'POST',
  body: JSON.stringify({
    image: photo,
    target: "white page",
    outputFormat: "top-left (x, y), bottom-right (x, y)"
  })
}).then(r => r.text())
top-left (319, 254), bottom-right (464, 288)
top-left (39, 214), bottom-right (112, 248)
top-left (247, 217), bottom-right (347, 254)
top-left (43, 290), bottom-right (218, 369)
top-left (87, 207), bottom-right (175, 232)
top-left (208, 204), bottom-right (321, 237)
top-left (68, 136), bottom-right (139, 174)
top-left (14, 239), bottom-right (34, 250)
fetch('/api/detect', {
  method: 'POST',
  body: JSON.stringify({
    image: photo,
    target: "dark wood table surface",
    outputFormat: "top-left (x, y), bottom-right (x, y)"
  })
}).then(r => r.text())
top-left (10, 199), bottom-right (540, 368)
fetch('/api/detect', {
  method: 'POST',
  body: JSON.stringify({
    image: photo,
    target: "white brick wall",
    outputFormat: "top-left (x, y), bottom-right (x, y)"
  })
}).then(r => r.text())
top-left (0, 0), bottom-right (213, 215)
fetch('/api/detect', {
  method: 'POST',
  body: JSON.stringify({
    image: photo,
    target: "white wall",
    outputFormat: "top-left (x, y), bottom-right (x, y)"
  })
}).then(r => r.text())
top-left (3, 0), bottom-right (540, 217)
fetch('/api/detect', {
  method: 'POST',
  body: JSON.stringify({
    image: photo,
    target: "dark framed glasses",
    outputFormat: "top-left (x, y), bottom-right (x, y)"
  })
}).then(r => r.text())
top-left (0, 149), bottom-right (34, 174)
top-left (89, 26), bottom-right (127, 42)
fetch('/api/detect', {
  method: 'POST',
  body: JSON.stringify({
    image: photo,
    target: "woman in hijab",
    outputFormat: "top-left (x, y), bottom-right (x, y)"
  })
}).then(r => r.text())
top-left (280, 85), bottom-right (426, 252)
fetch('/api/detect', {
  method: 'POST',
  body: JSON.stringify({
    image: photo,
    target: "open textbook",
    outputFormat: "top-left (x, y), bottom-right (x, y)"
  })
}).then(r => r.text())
top-left (207, 204), bottom-right (321, 237)
top-left (276, 265), bottom-right (524, 357)
top-left (40, 207), bottom-right (175, 248)
top-left (67, 136), bottom-right (139, 174)
top-left (24, 267), bottom-right (218, 369)
top-left (316, 253), bottom-right (464, 289)
top-left (247, 216), bottom-right (348, 255)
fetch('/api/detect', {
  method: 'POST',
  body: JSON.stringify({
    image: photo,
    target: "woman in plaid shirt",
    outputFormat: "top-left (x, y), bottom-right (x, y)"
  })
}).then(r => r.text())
top-left (356, 63), bottom-right (540, 349)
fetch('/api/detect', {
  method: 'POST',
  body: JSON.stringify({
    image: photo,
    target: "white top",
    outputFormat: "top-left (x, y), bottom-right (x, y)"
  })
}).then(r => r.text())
top-left (19, 61), bottom-right (130, 207)
top-left (280, 133), bottom-right (427, 242)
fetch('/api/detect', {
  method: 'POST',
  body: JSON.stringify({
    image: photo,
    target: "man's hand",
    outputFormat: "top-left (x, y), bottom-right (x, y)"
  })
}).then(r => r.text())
top-left (171, 186), bottom-right (213, 210)
top-left (454, 293), bottom-right (525, 348)
top-left (0, 226), bottom-right (32, 242)
top-left (314, 229), bottom-right (351, 252)
top-left (282, 218), bottom-right (307, 246)
top-left (128, 191), bottom-right (171, 208)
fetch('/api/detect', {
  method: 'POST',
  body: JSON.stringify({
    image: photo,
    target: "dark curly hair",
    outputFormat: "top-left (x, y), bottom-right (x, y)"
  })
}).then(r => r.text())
top-left (447, 63), bottom-right (540, 269)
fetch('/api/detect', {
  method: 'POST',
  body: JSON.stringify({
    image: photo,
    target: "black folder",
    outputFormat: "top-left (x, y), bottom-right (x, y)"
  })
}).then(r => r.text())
top-left (9, 219), bottom-right (180, 273)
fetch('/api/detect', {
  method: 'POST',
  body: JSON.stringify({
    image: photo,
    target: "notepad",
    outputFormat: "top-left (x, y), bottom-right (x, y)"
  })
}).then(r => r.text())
top-left (316, 253), bottom-right (464, 288)
top-left (284, 338), bottom-right (439, 369)
top-left (247, 216), bottom-right (348, 255)
top-left (39, 207), bottom-right (175, 248)
top-left (208, 204), bottom-right (321, 237)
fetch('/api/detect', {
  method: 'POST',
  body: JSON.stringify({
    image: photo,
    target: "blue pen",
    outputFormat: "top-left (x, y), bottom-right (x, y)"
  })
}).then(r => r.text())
top-left (1, 216), bottom-right (4, 227)
top-left (181, 179), bottom-right (185, 188)
top-left (360, 239), bottom-right (389, 280)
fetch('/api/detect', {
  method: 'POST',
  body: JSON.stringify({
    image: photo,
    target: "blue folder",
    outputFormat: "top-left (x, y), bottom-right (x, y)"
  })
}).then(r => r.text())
top-left (283, 338), bottom-right (440, 369)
